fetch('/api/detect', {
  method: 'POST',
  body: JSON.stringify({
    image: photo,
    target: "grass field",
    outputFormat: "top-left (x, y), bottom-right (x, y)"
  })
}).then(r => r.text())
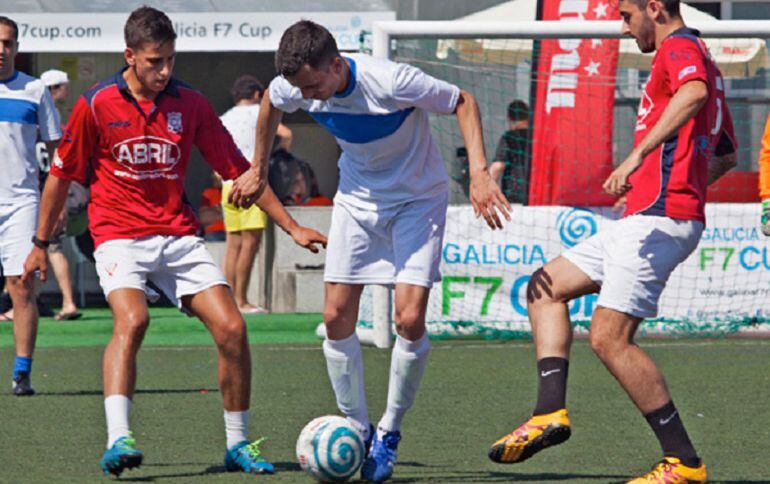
top-left (1, 309), bottom-right (769, 483)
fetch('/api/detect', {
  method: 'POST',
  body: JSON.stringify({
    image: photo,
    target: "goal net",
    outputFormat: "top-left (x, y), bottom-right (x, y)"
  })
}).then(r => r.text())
top-left (352, 18), bottom-right (770, 345)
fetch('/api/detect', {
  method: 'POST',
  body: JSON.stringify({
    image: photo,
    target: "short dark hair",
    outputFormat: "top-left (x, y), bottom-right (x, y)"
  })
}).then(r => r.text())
top-left (124, 6), bottom-right (177, 49)
top-left (231, 75), bottom-right (265, 103)
top-left (275, 20), bottom-right (340, 77)
top-left (0, 16), bottom-right (18, 41)
top-left (507, 100), bottom-right (530, 122)
top-left (622, 0), bottom-right (680, 16)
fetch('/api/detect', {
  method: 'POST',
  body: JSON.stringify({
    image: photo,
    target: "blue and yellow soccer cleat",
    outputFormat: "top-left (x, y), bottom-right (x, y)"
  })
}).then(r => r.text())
top-left (224, 438), bottom-right (275, 474)
top-left (361, 430), bottom-right (400, 482)
top-left (100, 436), bottom-right (143, 476)
top-left (627, 457), bottom-right (707, 483)
top-left (488, 408), bottom-right (571, 464)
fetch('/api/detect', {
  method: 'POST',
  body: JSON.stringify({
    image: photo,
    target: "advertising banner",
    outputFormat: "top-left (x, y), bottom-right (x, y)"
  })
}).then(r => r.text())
top-left (528, 0), bottom-right (619, 206)
top-left (420, 204), bottom-right (769, 335)
top-left (11, 12), bottom-right (395, 53)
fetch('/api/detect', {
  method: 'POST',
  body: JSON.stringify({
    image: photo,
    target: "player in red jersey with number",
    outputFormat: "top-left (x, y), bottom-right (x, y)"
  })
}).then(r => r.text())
top-left (23, 6), bottom-right (325, 478)
top-left (488, 1), bottom-right (736, 482)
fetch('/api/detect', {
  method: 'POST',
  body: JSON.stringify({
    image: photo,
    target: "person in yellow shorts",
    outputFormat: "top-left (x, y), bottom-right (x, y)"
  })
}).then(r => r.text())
top-left (220, 75), bottom-right (293, 313)
top-left (758, 114), bottom-right (770, 235)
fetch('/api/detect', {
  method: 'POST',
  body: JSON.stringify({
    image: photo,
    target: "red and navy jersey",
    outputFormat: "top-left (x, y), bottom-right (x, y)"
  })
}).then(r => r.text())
top-left (51, 69), bottom-right (250, 247)
top-left (625, 28), bottom-right (737, 223)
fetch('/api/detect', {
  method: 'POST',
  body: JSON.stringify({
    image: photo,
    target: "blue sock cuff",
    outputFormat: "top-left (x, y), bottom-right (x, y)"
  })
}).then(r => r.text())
top-left (13, 356), bottom-right (33, 378)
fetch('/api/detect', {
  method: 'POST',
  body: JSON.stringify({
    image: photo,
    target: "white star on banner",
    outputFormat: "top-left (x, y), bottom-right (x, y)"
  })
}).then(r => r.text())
top-left (593, 2), bottom-right (609, 19)
top-left (584, 60), bottom-right (601, 76)
top-left (591, 38), bottom-right (603, 48)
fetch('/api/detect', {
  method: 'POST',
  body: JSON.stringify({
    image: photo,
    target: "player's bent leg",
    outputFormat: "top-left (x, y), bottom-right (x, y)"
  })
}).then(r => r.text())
top-left (184, 285), bottom-right (274, 474)
top-left (322, 283), bottom-right (373, 445)
top-left (489, 257), bottom-right (597, 464)
top-left (7, 275), bottom-right (38, 396)
top-left (101, 289), bottom-right (150, 476)
top-left (362, 284), bottom-right (430, 483)
top-left (590, 307), bottom-right (702, 472)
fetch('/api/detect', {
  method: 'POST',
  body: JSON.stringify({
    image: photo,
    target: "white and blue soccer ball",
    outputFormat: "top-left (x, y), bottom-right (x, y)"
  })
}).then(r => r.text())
top-left (296, 415), bottom-right (365, 482)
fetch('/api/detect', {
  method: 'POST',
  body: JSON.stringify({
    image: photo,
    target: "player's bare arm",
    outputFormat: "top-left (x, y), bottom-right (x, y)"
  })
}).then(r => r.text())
top-left (229, 88), bottom-right (283, 208)
top-left (456, 89), bottom-right (511, 230)
top-left (254, 183), bottom-right (327, 253)
top-left (604, 79), bottom-right (708, 196)
top-left (22, 173), bottom-right (71, 283)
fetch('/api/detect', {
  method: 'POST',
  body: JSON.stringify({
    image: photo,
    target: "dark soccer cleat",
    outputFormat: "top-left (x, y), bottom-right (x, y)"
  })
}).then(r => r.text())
top-left (12, 372), bottom-right (35, 396)
top-left (100, 436), bottom-right (143, 476)
top-left (489, 408), bottom-right (571, 464)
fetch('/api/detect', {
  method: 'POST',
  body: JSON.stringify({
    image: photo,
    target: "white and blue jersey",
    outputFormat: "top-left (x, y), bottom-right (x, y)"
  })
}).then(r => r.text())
top-left (269, 53), bottom-right (460, 209)
top-left (0, 70), bottom-right (61, 204)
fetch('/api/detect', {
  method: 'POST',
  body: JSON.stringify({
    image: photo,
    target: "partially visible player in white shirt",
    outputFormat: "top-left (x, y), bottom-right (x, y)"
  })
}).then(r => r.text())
top-left (219, 75), bottom-right (293, 314)
top-left (0, 16), bottom-right (61, 396)
top-left (229, 20), bottom-right (510, 482)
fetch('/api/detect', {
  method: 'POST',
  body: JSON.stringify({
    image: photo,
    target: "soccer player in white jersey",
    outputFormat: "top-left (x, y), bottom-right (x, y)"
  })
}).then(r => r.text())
top-left (229, 20), bottom-right (510, 482)
top-left (0, 16), bottom-right (62, 396)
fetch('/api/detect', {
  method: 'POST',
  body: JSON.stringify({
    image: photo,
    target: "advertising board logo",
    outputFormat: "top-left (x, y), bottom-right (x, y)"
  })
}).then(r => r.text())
top-left (557, 207), bottom-right (597, 248)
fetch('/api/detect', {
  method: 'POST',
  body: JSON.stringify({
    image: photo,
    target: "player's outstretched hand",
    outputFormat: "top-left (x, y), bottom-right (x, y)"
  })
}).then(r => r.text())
top-left (290, 226), bottom-right (328, 253)
top-left (603, 151), bottom-right (643, 197)
top-left (22, 247), bottom-right (48, 283)
top-left (230, 166), bottom-right (267, 209)
top-left (470, 169), bottom-right (511, 230)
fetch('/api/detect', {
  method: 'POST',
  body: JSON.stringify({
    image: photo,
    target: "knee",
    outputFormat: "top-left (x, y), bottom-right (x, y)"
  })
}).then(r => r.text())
top-left (117, 311), bottom-right (150, 342)
top-left (323, 304), bottom-right (350, 327)
top-left (5, 277), bottom-right (35, 305)
top-left (215, 319), bottom-right (247, 347)
top-left (526, 267), bottom-right (561, 306)
top-left (394, 305), bottom-right (424, 338)
top-left (589, 326), bottom-right (623, 360)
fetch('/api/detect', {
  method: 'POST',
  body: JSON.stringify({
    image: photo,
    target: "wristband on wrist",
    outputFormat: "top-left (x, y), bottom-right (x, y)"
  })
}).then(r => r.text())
top-left (31, 235), bottom-right (50, 249)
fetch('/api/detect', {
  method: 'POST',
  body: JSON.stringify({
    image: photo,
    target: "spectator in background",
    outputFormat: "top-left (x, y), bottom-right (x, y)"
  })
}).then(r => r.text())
top-left (269, 148), bottom-right (332, 207)
top-left (0, 16), bottom-right (62, 395)
top-left (40, 68), bottom-right (81, 321)
top-left (220, 75), bottom-right (293, 314)
top-left (199, 171), bottom-right (226, 242)
top-left (490, 100), bottom-right (531, 204)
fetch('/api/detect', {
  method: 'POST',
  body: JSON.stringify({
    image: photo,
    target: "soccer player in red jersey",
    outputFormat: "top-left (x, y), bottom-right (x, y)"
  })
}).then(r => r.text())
top-left (488, 1), bottom-right (737, 482)
top-left (22, 7), bottom-right (325, 477)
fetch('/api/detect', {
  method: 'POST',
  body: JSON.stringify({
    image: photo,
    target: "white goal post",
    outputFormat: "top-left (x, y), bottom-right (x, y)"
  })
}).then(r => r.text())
top-left (353, 19), bottom-right (770, 348)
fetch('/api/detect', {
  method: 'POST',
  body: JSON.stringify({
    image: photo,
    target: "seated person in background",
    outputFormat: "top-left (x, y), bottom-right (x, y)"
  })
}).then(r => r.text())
top-left (199, 172), bottom-right (226, 242)
top-left (490, 100), bottom-right (531, 205)
top-left (268, 149), bottom-right (332, 206)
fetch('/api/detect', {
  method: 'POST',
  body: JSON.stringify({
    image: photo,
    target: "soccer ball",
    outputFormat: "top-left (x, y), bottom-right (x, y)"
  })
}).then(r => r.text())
top-left (296, 415), bottom-right (365, 482)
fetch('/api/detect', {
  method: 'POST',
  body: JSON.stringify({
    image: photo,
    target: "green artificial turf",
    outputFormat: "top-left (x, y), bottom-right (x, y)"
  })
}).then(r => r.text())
top-left (0, 338), bottom-right (768, 482)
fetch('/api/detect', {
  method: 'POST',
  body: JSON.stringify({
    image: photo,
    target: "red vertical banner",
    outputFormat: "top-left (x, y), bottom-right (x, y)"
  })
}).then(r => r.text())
top-left (529, 0), bottom-right (620, 206)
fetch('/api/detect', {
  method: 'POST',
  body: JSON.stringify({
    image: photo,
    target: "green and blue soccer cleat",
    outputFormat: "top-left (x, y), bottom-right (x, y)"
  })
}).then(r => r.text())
top-left (100, 436), bottom-right (143, 476)
top-left (361, 430), bottom-right (400, 482)
top-left (224, 438), bottom-right (275, 474)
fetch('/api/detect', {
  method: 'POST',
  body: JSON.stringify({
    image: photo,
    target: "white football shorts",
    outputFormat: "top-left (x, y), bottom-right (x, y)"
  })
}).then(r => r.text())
top-left (0, 201), bottom-right (37, 277)
top-left (563, 214), bottom-right (703, 318)
top-left (324, 193), bottom-right (448, 288)
top-left (94, 235), bottom-right (227, 312)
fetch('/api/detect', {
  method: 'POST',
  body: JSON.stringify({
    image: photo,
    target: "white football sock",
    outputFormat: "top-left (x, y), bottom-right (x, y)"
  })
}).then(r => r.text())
top-left (224, 410), bottom-right (250, 449)
top-left (323, 333), bottom-right (370, 432)
top-left (378, 334), bottom-right (430, 434)
top-left (105, 394), bottom-right (132, 448)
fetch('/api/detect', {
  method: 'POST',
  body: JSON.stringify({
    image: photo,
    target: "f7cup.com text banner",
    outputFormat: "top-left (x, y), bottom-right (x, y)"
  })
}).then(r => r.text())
top-left (428, 204), bottom-right (769, 334)
top-left (10, 12), bottom-right (395, 52)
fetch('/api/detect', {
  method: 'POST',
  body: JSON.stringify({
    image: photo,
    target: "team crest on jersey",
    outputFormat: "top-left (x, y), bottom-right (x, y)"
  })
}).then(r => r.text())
top-left (167, 112), bottom-right (183, 133)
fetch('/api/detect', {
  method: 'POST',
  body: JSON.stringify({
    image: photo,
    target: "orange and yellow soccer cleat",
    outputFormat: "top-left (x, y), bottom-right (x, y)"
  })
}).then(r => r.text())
top-left (488, 408), bottom-right (571, 464)
top-left (627, 457), bottom-right (707, 483)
